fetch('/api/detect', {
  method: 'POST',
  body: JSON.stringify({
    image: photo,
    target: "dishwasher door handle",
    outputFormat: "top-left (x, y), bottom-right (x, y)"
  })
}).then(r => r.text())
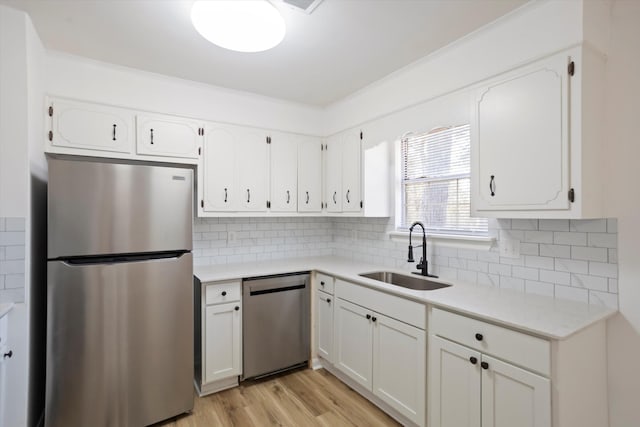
top-left (248, 283), bottom-right (306, 296)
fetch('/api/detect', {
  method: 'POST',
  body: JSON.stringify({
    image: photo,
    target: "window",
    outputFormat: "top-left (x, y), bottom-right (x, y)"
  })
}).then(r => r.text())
top-left (400, 124), bottom-right (488, 236)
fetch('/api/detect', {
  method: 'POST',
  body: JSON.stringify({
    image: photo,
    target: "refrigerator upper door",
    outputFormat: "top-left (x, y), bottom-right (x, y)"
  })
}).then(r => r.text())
top-left (46, 253), bottom-right (194, 427)
top-left (48, 157), bottom-right (193, 258)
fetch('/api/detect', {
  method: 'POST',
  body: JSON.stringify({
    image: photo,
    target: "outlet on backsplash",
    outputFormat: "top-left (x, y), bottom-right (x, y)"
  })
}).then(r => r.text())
top-left (227, 231), bottom-right (237, 243)
top-left (500, 237), bottom-right (521, 259)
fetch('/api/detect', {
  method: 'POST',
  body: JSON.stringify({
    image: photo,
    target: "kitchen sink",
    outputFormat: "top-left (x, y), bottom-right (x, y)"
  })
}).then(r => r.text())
top-left (359, 271), bottom-right (451, 291)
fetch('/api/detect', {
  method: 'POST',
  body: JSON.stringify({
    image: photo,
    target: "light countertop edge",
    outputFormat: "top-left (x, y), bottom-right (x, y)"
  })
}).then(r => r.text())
top-left (194, 256), bottom-right (617, 341)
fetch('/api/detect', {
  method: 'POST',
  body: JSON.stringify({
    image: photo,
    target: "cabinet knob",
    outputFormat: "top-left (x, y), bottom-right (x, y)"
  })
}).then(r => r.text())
top-left (469, 356), bottom-right (478, 365)
top-left (3, 350), bottom-right (12, 359)
top-left (481, 361), bottom-right (489, 370)
top-left (475, 333), bottom-right (484, 341)
top-left (222, 291), bottom-right (227, 296)
top-left (235, 306), bottom-right (240, 311)
top-left (320, 281), bottom-right (325, 286)
top-left (366, 314), bottom-right (371, 320)
top-left (372, 316), bottom-right (377, 322)
top-left (326, 298), bottom-right (331, 303)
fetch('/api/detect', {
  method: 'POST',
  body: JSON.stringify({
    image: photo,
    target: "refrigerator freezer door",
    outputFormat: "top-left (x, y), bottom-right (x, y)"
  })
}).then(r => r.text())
top-left (45, 253), bottom-right (193, 427)
top-left (48, 157), bottom-right (193, 259)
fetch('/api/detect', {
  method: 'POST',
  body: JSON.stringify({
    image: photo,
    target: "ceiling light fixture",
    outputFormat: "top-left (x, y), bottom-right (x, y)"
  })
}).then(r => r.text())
top-left (191, 0), bottom-right (286, 53)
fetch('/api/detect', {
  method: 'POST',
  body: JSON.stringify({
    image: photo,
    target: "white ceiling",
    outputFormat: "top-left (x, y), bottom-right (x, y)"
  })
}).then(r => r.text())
top-left (2, 0), bottom-right (528, 106)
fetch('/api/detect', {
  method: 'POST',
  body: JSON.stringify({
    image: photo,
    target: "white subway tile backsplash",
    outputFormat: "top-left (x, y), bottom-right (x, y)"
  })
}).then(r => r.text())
top-left (571, 246), bottom-right (608, 262)
top-left (192, 216), bottom-right (618, 309)
top-left (570, 219), bottom-right (607, 233)
top-left (554, 232), bottom-right (587, 246)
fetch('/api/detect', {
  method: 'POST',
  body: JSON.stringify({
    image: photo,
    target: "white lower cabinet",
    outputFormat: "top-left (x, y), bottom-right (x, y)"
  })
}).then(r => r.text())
top-left (315, 290), bottom-right (334, 364)
top-left (429, 335), bottom-right (550, 427)
top-left (196, 280), bottom-right (242, 396)
top-left (204, 302), bottom-right (242, 383)
top-left (333, 280), bottom-right (427, 426)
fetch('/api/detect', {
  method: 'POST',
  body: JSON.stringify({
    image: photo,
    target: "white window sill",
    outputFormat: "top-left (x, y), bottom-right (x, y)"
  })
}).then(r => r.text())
top-left (388, 231), bottom-right (495, 251)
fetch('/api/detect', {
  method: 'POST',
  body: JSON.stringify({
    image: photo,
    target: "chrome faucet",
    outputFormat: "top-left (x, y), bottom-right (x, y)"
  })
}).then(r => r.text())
top-left (407, 221), bottom-right (438, 278)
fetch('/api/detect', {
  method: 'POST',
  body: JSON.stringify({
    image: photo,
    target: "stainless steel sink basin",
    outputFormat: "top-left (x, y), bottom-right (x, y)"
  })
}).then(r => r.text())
top-left (359, 271), bottom-right (451, 291)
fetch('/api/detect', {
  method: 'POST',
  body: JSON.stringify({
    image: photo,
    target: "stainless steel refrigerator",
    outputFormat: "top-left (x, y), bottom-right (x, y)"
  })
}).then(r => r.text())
top-left (46, 156), bottom-right (194, 427)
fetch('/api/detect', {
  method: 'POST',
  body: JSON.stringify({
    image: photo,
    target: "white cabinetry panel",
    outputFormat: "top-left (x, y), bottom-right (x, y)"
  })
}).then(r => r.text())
top-left (334, 298), bottom-right (373, 390)
top-left (204, 302), bottom-right (242, 383)
top-left (298, 138), bottom-right (323, 212)
top-left (373, 313), bottom-right (426, 425)
top-left (341, 130), bottom-right (362, 212)
top-left (270, 132), bottom-right (298, 212)
top-left (472, 53), bottom-right (569, 212)
top-left (481, 355), bottom-right (551, 427)
top-left (429, 335), bottom-right (481, 427)
top-left (136, 113), bottom-right (202, 159)
top-left (237, 127), bottom-right (268, 212)
top-left (49, 98), bottom-right (133, 154)
top-left (324, 135), bottom-right (343, 212)
top-left (316, 290), bottom-right (334, 364)
top-left (202, 123), bottom-right (237, 211)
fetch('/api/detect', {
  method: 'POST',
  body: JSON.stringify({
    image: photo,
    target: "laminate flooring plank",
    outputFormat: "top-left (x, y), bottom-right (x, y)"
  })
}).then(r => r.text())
top-left (152, 368), bottom-right (400, 427)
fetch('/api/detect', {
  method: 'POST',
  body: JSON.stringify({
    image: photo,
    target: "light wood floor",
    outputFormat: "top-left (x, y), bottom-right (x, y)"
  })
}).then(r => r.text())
top-left (155, 368), bottom-right (400, 427)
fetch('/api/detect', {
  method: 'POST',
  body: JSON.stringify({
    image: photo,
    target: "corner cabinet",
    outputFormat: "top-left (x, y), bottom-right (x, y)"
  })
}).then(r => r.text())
top-left (195, 279), bottom-right (242, 396)
top-left (471, 46), bottom-right (606, 218)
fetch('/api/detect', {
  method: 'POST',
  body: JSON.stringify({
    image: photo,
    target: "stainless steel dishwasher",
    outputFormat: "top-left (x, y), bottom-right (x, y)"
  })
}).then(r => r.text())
top-left (242, 272), bottom-right (310, 379)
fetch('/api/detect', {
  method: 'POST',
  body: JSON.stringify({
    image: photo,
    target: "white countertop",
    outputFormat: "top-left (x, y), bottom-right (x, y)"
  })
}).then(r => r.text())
top-left (0, 303), bottom-right (14, 319)
top-left (194, 256), bottom-right (617, 340)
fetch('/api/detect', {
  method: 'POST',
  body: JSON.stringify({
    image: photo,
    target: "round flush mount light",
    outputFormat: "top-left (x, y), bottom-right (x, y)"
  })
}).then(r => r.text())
top-left (191, 0), bottom-right (286, 53)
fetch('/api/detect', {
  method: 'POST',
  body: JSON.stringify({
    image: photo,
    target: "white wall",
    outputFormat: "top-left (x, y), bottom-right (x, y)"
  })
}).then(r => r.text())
top-left (603, 1), bottom-right (640, 426)
top-left (44, 52), bottom-right (325, 137)
top-left (323, 0), bottom-right (605, 135)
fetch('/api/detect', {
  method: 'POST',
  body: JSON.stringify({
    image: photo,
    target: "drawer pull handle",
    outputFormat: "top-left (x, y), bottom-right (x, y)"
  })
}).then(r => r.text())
top-left (469, 356), bottom-right (478, 365)
top-left (235, 306), bottom-right (240, 311)
top-left (475, 333), bottom-right (484, 341)
top-left (481, 361), bottom-right (489, 370)
top-left (366, 314), bottom-right (371, 320)
top-left (372, 316), bottom-right (377, 322)
top-left (222, 291), bottom-right (227, 296)
top-left (3, 350), bottom-right (12, 359)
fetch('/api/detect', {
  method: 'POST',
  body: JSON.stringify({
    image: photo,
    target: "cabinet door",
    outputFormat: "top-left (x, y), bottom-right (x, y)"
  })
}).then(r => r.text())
top-left (237, 128), bottom-right (268, 212)
top-left (373, 313), bottom-right (426, 426)
top-left (342, 130), bottom-right (362, 212)
top-left (471, 53), bottom-right (570, 212)
top-left (481, 354), bottom-right (551, 427)
top-left (325, 135), bottom-right (343, 212)
top-left (202, 123), bottom-right (237, 211)
top-left (270, 132), bottom-right (298, 212)
top-left (334, 298), bottom-right (372, 390)
top-left (428, 335), bottom-right (481, 427)
top-left (316, 290), bottom-right (334, 364)
top-left (204, 302), bottom-right (242, 383)
top-left (298, 138), bottom-right (323, 213)
top-left (50, 99), bottom-right (133, 153)
top-left (136, 113), bottom-right (202, 159)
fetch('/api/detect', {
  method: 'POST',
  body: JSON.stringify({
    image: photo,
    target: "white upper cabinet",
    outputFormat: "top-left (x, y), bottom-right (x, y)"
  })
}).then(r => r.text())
top-left (237, 127), bottom-right (268, 212)
top-left (324, 134), bottom-right (343, 213)
top-left (269, 132), bottom-right (298, 212)
top-left (341, 130), bottom-right (362, 212)
top-left (201, 122), bottom-right (268, 213)
top-left (48, 98), bottom-right (134, 154)
top-left (471, 46), bottom-right (606, 218)
top-left (298, 137), bottom-right (323, 213)
top-left (136, 113), bottom-right (202, 159)
top-left (202, 123), bottom-right (237, 212)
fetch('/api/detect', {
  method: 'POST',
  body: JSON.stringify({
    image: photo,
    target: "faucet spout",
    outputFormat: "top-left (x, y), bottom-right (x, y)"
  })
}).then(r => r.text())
top-left (407, 221), bottom-right (438, 278)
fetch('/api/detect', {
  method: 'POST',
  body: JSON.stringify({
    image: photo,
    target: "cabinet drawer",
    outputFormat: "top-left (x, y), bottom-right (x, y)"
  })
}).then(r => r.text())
top-left (316, 273), bottom-right (335, 295)
top-left (205, 281), bottom-right (241, 305)
top-left (336, 279), bottom-right (425, 329)
top-left (430, 307), bottom-right (550, 376)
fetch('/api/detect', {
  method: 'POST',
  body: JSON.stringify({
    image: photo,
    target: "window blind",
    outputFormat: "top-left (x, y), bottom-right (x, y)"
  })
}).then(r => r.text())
top-left (401, 124), bottom-right (488, 235)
